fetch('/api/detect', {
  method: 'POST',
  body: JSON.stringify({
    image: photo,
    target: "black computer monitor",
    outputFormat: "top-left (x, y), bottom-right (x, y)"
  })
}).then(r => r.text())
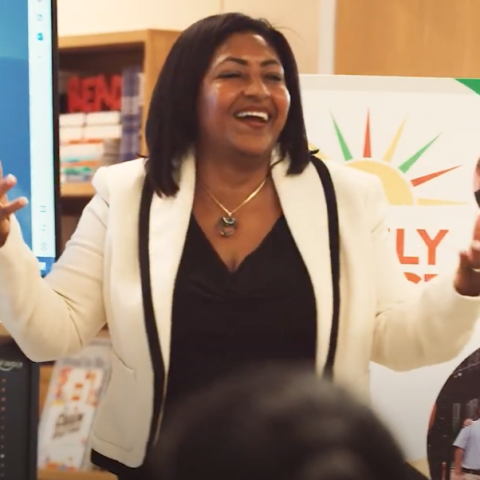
top-left (0, 0), bottom-right (60, 277)
top-left (0, 338), bottom-right (40, 480)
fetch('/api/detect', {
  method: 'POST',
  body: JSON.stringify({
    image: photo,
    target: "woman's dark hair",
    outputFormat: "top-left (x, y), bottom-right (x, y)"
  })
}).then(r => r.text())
top-left (146, 364), bottom-right (409, 480)
top-left (144, 13), bottom-right (311, 196)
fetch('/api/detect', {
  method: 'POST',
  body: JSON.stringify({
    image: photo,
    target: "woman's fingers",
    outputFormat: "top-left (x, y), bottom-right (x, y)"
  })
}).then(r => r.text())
top-left (0, 163), bottom-right (28, 246)
top-left (0, 174), bottom-right (17, 202)
top-left (0, 198), bottom-right (28, 220)
top-left (0, 172), bottom-right (28, 217)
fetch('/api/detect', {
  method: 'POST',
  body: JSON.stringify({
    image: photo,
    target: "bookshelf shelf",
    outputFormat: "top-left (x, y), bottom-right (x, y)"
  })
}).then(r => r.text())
top-left (61, 182), bottom-right (95, 198)
top-left (38, 469), bottom-right (115, 480)
top-left (58, 30), bottom-right (153, 50)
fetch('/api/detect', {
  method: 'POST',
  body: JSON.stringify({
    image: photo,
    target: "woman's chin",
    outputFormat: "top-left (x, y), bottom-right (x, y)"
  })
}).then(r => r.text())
top-left (232, 144), bottom-right (275, 160)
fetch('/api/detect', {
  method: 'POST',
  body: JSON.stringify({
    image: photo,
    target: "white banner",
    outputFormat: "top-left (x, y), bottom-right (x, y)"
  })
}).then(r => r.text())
top-left (300, 74), bottom-right (480, 479)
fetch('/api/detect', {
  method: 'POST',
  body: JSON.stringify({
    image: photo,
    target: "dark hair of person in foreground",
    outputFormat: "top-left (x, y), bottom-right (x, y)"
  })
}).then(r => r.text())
top-left (146, 364), bottom-right (411, 480)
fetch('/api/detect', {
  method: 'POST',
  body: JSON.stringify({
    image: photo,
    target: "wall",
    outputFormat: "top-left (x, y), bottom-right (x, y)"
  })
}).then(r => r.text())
top-left (334, 0), bottom-right (480, 78)
top-left (56, 0), bottom-right (325, 73)
top-left (222, 0), bottom-right (321, 73)
top-left (57, 0), bottom-right (480, 78)
top-left (56, 0), bottom-right (222, 36)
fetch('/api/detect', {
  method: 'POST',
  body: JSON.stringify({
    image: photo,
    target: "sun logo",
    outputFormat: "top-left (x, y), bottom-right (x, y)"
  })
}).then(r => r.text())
top-left (318, 112), bottom-right (464, 206)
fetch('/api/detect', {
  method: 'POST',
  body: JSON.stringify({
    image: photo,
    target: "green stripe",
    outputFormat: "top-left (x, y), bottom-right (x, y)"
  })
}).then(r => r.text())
top-left (398, 135), bottom-right (440, 173)
top-left (455, 78), bottom-right (480, 96)
top-left (331, 114), bottom-right (353, 161)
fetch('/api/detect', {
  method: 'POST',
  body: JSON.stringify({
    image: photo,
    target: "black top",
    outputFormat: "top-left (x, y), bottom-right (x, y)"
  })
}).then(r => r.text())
top-left (162, 214), bottom-right (317, 419)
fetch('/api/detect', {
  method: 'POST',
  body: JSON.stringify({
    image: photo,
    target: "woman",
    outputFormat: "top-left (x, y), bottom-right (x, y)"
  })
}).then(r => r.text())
top-left (0, 11), bottom-right (480, 480)
top-left (148, 364), bottom-right (408, 480)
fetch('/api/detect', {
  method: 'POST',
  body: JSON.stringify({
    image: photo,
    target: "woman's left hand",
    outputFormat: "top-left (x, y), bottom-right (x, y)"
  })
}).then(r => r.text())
top-left (455, 215), bottom-right (480, 296)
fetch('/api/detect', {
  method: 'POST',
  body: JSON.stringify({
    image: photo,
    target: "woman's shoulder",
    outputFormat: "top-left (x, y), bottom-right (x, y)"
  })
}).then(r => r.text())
top-left (91, 158), bottom-right (146, 202)
top-left (320, 159), bottom-right (383, 197)
top-left (316, 159), bottom-right (387, 227)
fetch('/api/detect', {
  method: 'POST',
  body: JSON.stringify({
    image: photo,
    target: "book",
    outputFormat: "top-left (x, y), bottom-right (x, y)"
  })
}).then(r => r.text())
top-left (38, 337), bottom-right (112, 471)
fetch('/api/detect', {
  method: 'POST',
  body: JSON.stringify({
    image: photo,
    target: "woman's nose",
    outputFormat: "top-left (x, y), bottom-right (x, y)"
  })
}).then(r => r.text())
top-left (243, 77), bottom-right (271, 99)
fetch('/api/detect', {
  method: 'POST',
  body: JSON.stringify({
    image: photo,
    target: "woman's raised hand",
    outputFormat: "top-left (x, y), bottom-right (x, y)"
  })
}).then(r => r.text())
top-left (0, 161), bottom-right (28, 247)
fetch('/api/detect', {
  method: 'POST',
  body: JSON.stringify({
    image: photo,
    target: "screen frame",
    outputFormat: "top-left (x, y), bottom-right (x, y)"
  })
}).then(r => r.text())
top-left (48, 0), bottom-right (61, 270)
top-left (31, 0), bottom-right (58, 468)
top-left (28, 0), bottom-right (60, 465)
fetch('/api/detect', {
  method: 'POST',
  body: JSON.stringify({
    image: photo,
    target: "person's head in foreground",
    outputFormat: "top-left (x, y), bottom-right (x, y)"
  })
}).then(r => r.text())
top-left (147, 364), bottom-right (407, 480)
top-left (144, 12), bottom-right (310, 196)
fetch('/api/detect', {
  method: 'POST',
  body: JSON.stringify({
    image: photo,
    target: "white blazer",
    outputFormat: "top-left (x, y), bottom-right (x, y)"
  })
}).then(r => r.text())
top-left (0, 153), bottom-right (479, 469)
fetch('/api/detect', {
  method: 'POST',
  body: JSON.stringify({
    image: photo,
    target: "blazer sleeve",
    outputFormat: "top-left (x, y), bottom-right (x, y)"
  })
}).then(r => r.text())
top-left (369, 176), bottom-right (480, 371)
top-left (0, 167), bottom-right (110, 362)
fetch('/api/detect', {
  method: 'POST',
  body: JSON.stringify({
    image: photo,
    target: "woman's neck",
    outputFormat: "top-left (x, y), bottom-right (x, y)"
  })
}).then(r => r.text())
top-left (195, 148), bottom-right (273, 193)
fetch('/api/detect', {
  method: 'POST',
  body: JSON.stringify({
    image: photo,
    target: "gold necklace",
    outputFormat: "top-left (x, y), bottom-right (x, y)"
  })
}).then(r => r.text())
top-left (201, 177), bottom-right (268, 237)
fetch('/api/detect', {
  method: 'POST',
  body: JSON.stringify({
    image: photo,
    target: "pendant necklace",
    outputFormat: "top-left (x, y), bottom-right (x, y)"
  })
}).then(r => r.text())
top-left (201, 177), bottom-right (268, 237)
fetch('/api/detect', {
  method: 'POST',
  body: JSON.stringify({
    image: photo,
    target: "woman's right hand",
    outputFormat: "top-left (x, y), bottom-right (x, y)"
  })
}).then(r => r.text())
top-left (0, 161), bottom-right (28, 247)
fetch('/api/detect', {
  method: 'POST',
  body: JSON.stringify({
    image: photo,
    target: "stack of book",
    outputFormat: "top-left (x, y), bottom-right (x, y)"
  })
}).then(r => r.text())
top-left (59, 111), bottom-right (121, 184)
top-left (58, 66), bottom-right (144, 186)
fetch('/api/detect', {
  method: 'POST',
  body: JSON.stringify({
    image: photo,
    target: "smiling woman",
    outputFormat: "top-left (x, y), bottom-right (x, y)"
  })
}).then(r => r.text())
top-left (196, 33), bottom-right (290, 164)
top-left (193, 31), bottom-right (291, 251)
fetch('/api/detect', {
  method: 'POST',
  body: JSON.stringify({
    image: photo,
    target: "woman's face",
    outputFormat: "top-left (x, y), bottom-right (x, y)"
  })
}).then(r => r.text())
top-left (197, 32), bottom-right (290, 159)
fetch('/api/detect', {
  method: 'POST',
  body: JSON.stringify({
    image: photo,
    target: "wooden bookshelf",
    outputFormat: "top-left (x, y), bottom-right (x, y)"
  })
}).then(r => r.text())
top-left (58, 28), bottom-right (180, 156)
top-left (58, 30), bottom-right (157, 50)
top-left (58, 28), bottom-right (180, 226)
top-left (38, 469), bottom-right (115, 480)
top-left (61, 182), bottom-right (95, 198)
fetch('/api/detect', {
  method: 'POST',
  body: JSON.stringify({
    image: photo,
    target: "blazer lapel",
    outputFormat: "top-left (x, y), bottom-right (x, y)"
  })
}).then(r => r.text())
top-left (148, 154), bottom-right (195, 371)
top-left (272, 159), bottom-right (334, 373)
